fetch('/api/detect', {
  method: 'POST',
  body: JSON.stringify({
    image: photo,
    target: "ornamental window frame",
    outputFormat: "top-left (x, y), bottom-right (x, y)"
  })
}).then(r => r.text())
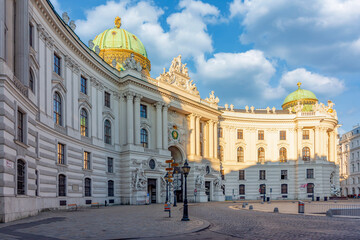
top-left (237, 129), bottom-right (243, 140)
top-left (239, 184), bottom-right (245, 195)
top-left (108, 180), bottom-right (114, 197)
top-left (80, 75), bottom-right (88, 95)
top-left (104, 119), bottom-right (112, 144)
top-left (258, 147), bottom-right (265, 163)
top-left (302, 147), bottom-right (310, 161)
top-left (141, 128), bottom-right (148, 148)
top-left (80, 108), bottom-right (89, 137)
top-left (54, 53), bottom-right (61, 76)
top-left (258, 130), bottom-right (264, 140)
top-left (84, 178), bottom-right (91, 197)
top-left (237, 146), bottom-right (244, 162)
top-left (279, 147), bottom-right (287, 162)
top-left (281, 184), bottom-right (288, 194)
top-left (303, 130), bottom-right (310, 140)
top-left (58, 174), bottom-right (66, 197)
top-left (53, 91), bottom-right (62, 126)
top-left (107, 157), bottom-right (114, 173)
top-left (280, 130), bottom-right (286, 140)
top-left (239, 170), bottom-right (245, 180)
top-left (83, 151), bottom-right (91, 170)
top-left (57, 142), bottom-right (65, 165)
top-left (140, 104), bottom-right (147, 118)
top-left (104, 91), bottom-right (111, 108)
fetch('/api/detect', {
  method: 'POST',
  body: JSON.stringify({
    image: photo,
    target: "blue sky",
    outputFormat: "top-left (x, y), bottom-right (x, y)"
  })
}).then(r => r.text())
top-left (51, 0), bottom-right (360, 134)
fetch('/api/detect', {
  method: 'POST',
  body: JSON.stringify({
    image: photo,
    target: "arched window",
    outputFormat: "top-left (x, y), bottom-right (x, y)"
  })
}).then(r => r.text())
top-left (279, 147), bottom-right (287, 162)
top-left (58, 174), bottom-right (66, 196)
top-left (80, 108), bottom-right (88, 137)
top-left (258, 147), bottom-right (265, 163)
top-left (307, 183), bottom-right (314, 194)
top-left (17, 160), bottom-right (26, 195)
top-left (281, 184), bottom-right (288, 194)
top-left (302, 147), bottom-right (310, 161)
top-left (53, 92), bottom-right (62, 125)
top-left (85, 178), bottom-right (91, 197)
top-left (218, 145), bottom-right (224, 161)
top-left (108, 180), bottom-right (114, 197)
top-left (29, 70), bottom-right (34, 92)
top-left (104, 120), bottom-right (111, 144)
top-left (239, 184), bottom-right (245, 195)
top-left (237, 147), bottom-right (244, 162)
top-left (141, 128), bottom-right (148, 148)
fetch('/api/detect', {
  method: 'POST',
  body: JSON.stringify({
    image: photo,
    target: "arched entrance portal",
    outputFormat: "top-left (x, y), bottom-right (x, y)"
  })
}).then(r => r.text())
top-left (169, 146), bottom-right (184, 202)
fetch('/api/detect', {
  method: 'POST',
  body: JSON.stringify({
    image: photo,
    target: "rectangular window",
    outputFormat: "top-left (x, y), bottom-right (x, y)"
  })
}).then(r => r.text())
top-left (239, 170), bottom-right (245, 180)
top-left (140, 104), bottom-right (147, 118)
top-left (104, 91), bottom-right (111, 108)
top-left (54, 53), bottom-right (61, 76)
top-left (306, 169), bottom-right (314, 179)
top-left (108, 157), bottom-right (113, 173)
top-left (303, 130), bottom-right (310, 140)
top-left (84, 151), bottom-right (90, 169)
top-left (281, 170), bottom-right (287, 180)
top-left (280, 131), bottom-right (286, 140)
top-left (259, 170), bottom-right (266, 180)
top-left (57, 143), bottom-right (65, 165)
top-left (80, 76), bottom-right (87, 95)
top-left (281, 184), bottom-right (288, 194)
top-left (17, 110), bottom-right (24, 143)
top-left (237, 129), bottom-right (243, 140)
top-left (258, 130), bottom-right (264, 140)
top-left (239, 185), bottom-right (245, 195)
top-left (29, 23), bottom-right (33, 47)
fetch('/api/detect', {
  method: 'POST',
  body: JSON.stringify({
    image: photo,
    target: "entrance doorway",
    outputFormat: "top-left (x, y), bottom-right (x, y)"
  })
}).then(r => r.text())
top-left (147, 179), bottom-right (157, 203)
top-left (168, 146), bottom-right (184, 202)
top-left (205, 181), bottom-right (211, 201)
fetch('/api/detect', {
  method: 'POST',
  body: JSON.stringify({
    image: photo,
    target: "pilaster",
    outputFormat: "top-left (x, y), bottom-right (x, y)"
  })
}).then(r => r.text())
top-left (155, 102), bottom-right (163, 149)
top-left (126, 92), bottom-right (134, 144)
top-left (162, 105), bottom-right (169, 150)
top-left (134, 94), bottom-right (142, 145)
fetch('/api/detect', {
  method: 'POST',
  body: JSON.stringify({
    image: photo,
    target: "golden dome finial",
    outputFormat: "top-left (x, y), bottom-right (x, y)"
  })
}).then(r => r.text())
top-left (297, 82), bottom-right (302, 89)
top-left (114, 16), bottom-right (121, 28)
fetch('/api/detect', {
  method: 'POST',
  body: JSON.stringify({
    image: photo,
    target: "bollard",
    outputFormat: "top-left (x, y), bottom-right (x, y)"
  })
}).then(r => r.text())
top-left (298, 201), bottom-right (304, 214)
top-left (274, 207), bottom-right (279, 213)
top-left (326, 210), bottom-right (333, 217)
top-left (249, 205), bottom-right (253, 210)
top-left (242, 203), bottom-right (246, 208)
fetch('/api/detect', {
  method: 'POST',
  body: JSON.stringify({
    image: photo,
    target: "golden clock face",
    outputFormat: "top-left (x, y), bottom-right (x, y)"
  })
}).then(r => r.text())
top-left (172, 130), bottom-right (179, 140)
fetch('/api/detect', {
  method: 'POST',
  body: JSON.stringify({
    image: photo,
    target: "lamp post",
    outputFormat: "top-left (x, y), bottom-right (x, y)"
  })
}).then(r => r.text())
top-left (181, 159), bottom-right (191, 221)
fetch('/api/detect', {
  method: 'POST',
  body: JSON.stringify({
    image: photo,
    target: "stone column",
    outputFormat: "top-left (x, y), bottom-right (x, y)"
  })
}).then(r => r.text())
top-left (329, 130), bottom-right (334, 162)
top-left (297, 127), bottom-right (302, 160)
top-left (155, 102), bottom-right (163, 149)
top-left (119, 95), bottom-right (127, 145)
top-left (15, 0), bottom-right (29, 86)
top-left (134, 94), bottom-right (142, 145)
top-left (126, 93), bottom-right (134, 144)
top-left (314, 127), bottom-right (320, 160)
top-left (204, 122), bottom-right (209, 158)
top-left (188, 114), bottom-right (196, 156)
top-left (195, 115), bottom-right (201, 156)
top-left (0, 0), bottom-right (5, 60)
top-left (208, 120), bottom-right (214, 159)
top-left (213, 122), bottom-right (218, 159)
top-left (162, 105), bottom-right (169, 150)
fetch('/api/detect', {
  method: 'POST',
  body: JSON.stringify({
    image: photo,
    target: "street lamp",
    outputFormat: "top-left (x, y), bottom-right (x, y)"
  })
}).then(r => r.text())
top-left (181, 159), bottom-right (191, 221)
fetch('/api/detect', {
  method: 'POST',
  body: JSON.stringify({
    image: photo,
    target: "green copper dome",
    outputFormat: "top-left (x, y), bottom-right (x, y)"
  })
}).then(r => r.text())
top-left (92, 27), bottom-right (148, 58)
top-left (282, 82), bottom-right (318, 110)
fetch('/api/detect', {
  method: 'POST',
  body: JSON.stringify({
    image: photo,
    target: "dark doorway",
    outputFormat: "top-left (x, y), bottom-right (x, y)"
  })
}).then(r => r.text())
top-left (205, 181), bottom-right (211, 201)
top-left (174, 172), bottom-right (183, 203)
top-left (147, 178), bottom-right (157, 203)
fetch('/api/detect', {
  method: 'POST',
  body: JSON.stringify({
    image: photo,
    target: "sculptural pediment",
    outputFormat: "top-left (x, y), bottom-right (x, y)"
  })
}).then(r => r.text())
top-left (156, 55), bottom-right (199, 96)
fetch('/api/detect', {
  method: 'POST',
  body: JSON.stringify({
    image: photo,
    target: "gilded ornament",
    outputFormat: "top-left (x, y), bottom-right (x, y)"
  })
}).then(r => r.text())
top-left (115, 16), bottom-right (121, 28)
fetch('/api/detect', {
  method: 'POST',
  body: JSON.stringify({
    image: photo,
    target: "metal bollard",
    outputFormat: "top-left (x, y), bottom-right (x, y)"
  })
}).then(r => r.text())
top-left (274, 207), bottom-right (279, 213)
top-left (249, 205), bottom-right (253, 210)
top-left (298, 201), bottom-right (304, 214)
top-left (242, 203), bottom-right (246, 208)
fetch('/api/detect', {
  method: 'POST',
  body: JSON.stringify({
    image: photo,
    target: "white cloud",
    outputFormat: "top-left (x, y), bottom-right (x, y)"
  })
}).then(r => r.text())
top-left (75, 0), bottom-right (220, 76)
top-left (229, 0), bottom-right (360, 72)
top-left (279, 68), bottom-right (345, 97)
top-left (50, 0), bottom-right (63, 14)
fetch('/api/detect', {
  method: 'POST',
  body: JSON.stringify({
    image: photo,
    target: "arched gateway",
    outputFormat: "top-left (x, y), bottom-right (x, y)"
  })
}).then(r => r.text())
top-left (168, 146), bottom-right (184, 202)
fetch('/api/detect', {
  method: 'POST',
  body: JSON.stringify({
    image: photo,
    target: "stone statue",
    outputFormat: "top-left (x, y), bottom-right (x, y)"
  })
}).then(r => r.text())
top-left (62, 12), bottom-right (70, 24)
top-left (95, 45), bottom-right (100, 54)
top-left (69, 20), bottom-right (76, 31)
top-left (250, 106), bottom-right (255, 113)
top-left (132, 165), bottom-right (147, 190)
top-left (195, 174), bottom-right (205, 189)
top-left (123, 53), bottom-right (142, 72)
top-left (88, 40), bottom-right (94, 49)
top-left (205, 91), bottom-right (220, 105)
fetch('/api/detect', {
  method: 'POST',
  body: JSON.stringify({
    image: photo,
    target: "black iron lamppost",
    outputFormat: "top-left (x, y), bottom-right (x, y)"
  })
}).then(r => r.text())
top-left (181, 159), bottom-right (191, 221)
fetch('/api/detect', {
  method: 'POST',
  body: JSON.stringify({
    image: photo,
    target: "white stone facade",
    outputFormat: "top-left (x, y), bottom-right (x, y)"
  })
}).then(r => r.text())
top-left (0, 0), bottom-right (339, 222)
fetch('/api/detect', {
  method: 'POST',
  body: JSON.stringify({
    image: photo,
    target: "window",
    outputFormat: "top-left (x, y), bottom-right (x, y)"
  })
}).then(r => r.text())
top-left (80, 76), bottom-right (87, 94)
top-left (218, 128), bottom-right (223, 138)
top-left (108, 180), bottom-right (114, 197)
top-left (57, 143), bottom-right (65, 165)
top-left (140, 104), bottom-right (147, 118)
top-left (259, 170), bottom-right (266, 180)
top-left (104, 120), bottom-right (111, 144)
top-left (29, 23), bottom-right (33, 47)
top-left (279, 147), bottom-right (287, 162)
top-left (307, 183), bottom-right (314, 194)
top-left (149, 159), bottom-right (156, 170)
top-left (29, 70), bottom-right (34, 92)
top-left (239, 170), bottom-right (245, 180)
top-left (302, 147), bottom-right (310, 161)
top-left (258, 130), bottom-right (264, 140)
top-left (17, 110), bottom-right (24, 143)
top-left (54, 53), bottom-right (61, 76)
top-left (218, 145), bottom-right (224, 161)
top-left (281, 170), bottom-right (287, 180)
top-left (80, 108), bottom-right (88, 137)
top-left (141, 129), bottom-right (148, 148)
top-left (17, 160), bottom-right (26, 195)
top-left (84, 178), bottom-right (91, 197)
top-left (53, 92), bottom-right (62, 125)
top-left (258, 147), bottom-right (265, 163)
top-left (306, 169), bottom-right (314, 179)
top-left (281, 184), bottom-right (288, 194)
top-left (104, 91), bottom-right (111, 108)
top-left (239, 184), bottom-right (245, 195)
top-left (303, 130), bottom-right (310, 140)
top-left (280, 131), bottom-right (286, 140)
top-left (260, 184), bottom-right (266, 194)
top-left (107, 157), bottom-right (113, 173)
top-left (58, 174), bottom-right (66, 196)
top-left (237, 147), bottom-right (244, 162)
top-left (84, 151), bottom-right (90, 169)
top-left (237, 129), bottom-right (243, 140)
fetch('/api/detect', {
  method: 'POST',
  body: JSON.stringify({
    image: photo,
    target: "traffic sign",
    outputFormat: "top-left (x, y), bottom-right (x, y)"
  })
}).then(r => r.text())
top-left (165, 160), bottom-right (174, 163)
top-left (167, 179), bottom-right (173, 182)
top-left (166, 168), bottom-right (173, 171)
top-left (171, 163), bottom-right (179, 167)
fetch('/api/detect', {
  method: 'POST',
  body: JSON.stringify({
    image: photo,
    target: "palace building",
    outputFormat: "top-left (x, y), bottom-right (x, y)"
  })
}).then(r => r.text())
top-left (0, 0), bottom-right (340, 222)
